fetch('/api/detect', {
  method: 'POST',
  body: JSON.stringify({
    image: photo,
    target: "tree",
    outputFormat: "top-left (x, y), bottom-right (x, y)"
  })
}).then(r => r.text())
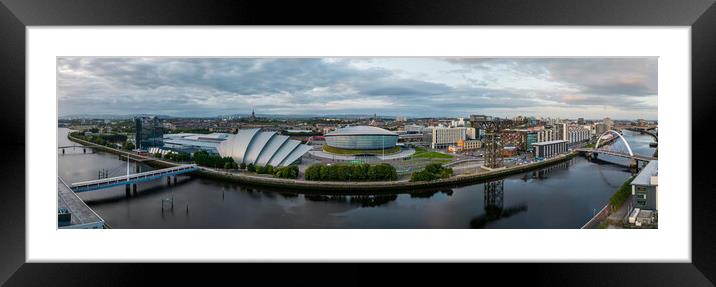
top-left (224, 161), bottom-right (233, 170)
top-left (247, 163), bottom-right (255, 172)
top-left (410, 170), bottom-right (438, 182)
top-left (122, 141), bottom-right (135, 150)
top-left (275, 165), bottom-right (299, 179)
top-left (410, 163), bottom-right (451, 182)
top-left (176, 152), bottom-right (190, 162)
top-left (305, 164), bottom-right (321, 180)
top-left (304, 163), bottom-right (397, 182)
top-left (239, 162), bottom-right (247, 170)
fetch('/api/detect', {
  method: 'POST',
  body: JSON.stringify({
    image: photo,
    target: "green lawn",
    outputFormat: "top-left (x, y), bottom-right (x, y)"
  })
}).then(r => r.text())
top-left (610, 176), bottom-right (635, 211)
top-left (412, 146), bottom-right (454, 159)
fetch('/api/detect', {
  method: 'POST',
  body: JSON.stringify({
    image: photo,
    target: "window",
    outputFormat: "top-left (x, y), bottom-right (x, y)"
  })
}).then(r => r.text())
top-left (636, 194), bottom-right (647, 199)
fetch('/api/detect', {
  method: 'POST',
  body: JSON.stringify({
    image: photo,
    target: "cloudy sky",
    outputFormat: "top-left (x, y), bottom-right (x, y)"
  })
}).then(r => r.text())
top-left (57, 57), bottom-right (657, 120)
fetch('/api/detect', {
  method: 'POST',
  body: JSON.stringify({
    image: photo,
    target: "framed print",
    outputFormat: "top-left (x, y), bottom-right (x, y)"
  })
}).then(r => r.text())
top-left (1, 0), bottom-right (715, 285)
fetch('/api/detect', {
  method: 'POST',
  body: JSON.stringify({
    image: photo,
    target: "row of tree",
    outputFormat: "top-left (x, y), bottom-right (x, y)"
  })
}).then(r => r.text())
top-left (192, 151), bottom-right (236, 169)
top-left (243, 163), bottom-right (300, 179)
top-left (161, 152), bottom-right (191, 162)
top-left (190, 152), bottom-right (300, 179)
top-left (304, 163), bottom-right (398, 182)
top-left (410, 163), bottom-right (453, 182)
top-left (71, 131), bottom-right (121, 149)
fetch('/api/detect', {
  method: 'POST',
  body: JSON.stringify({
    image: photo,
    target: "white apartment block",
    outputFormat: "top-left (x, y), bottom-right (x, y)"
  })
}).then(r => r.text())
top-left (430, 127), bottom-right (467, 149)
top-left (568, 127), bottom-right (591, 144)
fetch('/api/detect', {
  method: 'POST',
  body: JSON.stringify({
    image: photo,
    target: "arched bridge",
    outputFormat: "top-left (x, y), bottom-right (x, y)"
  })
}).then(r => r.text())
top-left (574, 130), bottom-right (657, 162)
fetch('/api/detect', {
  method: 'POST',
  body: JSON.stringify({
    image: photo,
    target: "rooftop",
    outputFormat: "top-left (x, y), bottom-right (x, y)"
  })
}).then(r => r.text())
top-left (632, 160), bottom-right (658, 186)
top-left (326, 125), bottom-right (397, 136)
top-left (532, 140), bottom-right (569, 146)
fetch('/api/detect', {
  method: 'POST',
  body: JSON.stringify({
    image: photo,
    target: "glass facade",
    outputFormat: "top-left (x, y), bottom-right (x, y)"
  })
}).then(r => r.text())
top-left (526, 132), bottom-right (538, 150)
top-left (135, 117), bottom-right (164, 150)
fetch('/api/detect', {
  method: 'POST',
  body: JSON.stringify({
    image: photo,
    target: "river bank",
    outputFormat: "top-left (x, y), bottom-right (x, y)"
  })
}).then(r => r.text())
top-left (69, 133), bottom-right (578, 193)
top-left (62, 126), bottom-right (636, 228)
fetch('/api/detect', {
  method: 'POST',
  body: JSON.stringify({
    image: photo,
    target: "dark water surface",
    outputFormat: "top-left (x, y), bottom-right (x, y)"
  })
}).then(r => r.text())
top-left (58, 128), bottom-right (655, 228)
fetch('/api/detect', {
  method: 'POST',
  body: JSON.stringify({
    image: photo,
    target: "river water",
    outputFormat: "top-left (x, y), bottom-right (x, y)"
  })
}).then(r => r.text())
top-left (58, 128), bottom-right (656, 228)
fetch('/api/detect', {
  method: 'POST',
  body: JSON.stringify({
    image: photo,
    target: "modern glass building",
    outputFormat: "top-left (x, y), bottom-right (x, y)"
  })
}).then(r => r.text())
top-left (217, 128), bottom-right (312, 167)
top-left (134, 116), bottom-right (164, 150)
top-left (325, 126), bottom-right (398, 150)
top-left (525, 131), bottom-right (538, 151)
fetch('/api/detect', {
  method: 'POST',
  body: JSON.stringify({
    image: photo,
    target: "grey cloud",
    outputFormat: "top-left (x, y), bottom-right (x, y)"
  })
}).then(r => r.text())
top-left (57, 57), bottom-right (657, 118)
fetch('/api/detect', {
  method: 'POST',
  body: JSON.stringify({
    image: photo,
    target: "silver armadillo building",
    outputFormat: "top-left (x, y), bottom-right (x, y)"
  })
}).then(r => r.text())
top-left (217, 128), bottom-right (312, 167)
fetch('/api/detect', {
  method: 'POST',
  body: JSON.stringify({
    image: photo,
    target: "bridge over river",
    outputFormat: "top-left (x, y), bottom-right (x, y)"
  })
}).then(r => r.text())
top-left (70, 164), bottom-right (198, 193)
top-left (575, 130), bottom-right (657, 169)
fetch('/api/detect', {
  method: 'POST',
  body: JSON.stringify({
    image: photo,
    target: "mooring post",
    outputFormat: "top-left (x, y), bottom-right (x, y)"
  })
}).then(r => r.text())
top-left (62, 149), bottom-right (65, 154)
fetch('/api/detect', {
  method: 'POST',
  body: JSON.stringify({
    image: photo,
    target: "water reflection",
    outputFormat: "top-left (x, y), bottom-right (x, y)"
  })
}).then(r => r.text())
top-left (524, 159), bottom-right (573, 180)
top-left (409, 189), bottom-right (454, 198)
top-left (58, 127), bottom-right (655, 228)
top-left (470, 180), bottom-right (528, 228)
top-left (305, 194), bottom-right (399, 208)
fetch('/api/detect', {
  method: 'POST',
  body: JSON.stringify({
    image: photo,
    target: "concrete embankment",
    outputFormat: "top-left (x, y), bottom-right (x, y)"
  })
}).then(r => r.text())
top-left (68, 134), bottom-right (578, 194)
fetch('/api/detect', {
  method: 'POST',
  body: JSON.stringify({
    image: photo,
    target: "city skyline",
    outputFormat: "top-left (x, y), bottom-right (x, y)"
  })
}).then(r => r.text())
top-left (58, 57), bottom-right (658, 120)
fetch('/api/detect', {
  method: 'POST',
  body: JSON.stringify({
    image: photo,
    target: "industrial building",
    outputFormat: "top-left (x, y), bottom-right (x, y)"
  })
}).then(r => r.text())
top-left (532, 140), bottom-right (568, 158)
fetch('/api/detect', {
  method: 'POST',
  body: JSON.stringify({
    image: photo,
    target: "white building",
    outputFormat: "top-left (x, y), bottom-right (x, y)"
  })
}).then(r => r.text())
top-left (537, 124), bottom-right (567, 143)
top-left (568, 127), bottom-right (591, 144)
top-left (450, 117), bottom-right (468, 127)
top-left (429, 127), bottom-right (468, 149)
top-left (466, 127), bottom-right (476, 140)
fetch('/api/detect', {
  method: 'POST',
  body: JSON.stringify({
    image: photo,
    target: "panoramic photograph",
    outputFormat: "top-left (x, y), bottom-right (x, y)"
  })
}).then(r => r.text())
top-left (56, 57), bottom-right (658, 229)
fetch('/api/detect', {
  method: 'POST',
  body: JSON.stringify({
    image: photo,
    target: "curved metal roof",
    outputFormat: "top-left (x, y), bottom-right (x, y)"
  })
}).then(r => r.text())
top-left (268, 140), bottom-right (301, 167)
top-left (326, 125), bottom-right (397, 136)
top-left (217, 129), bottom-right (311, 167)
top-left (233, 128), bottom-right (261, 163)
top-left (255, 135), bottom-right (289, 166)
top-left (244, 131), bottom-right (276, 164)
top-left (280, 144), bottom-right (313, 166)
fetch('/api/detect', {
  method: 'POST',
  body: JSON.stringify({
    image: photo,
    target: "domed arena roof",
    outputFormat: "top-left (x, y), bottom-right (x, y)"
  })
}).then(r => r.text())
top-left (326, 126), bottom-right (397, 136)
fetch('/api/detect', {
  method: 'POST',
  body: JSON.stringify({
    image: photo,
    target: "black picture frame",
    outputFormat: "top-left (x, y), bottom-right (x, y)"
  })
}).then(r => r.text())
top-left (1, 0), bottom-right (714, 285)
